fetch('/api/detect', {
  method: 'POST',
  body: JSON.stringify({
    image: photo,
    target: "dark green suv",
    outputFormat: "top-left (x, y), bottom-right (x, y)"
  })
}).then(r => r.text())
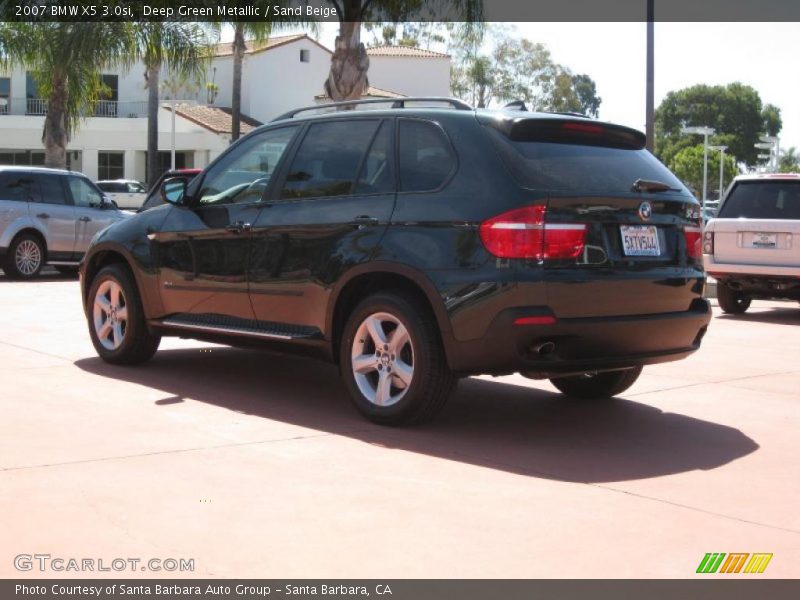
top-left (80, 98), bottom-right (710, 425)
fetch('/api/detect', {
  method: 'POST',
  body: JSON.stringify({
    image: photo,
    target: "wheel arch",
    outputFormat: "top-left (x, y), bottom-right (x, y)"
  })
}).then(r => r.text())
top-left (327, 262), bottom-right (453, 367)
top-left (81, 244), bottom-right (157, 319)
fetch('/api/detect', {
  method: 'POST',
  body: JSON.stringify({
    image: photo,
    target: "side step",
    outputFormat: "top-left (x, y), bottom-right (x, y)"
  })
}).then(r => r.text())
top-left (157, 313), bottom-right (321, 341)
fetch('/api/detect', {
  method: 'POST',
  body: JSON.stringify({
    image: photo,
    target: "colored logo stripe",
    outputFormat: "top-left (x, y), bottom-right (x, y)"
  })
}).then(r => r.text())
top-left (697, 553), bottom-right (773, 574)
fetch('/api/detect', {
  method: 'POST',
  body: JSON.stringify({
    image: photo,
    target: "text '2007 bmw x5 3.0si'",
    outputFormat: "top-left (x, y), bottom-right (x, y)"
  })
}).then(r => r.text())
top-left (79, 98), bottom-right (711, 426)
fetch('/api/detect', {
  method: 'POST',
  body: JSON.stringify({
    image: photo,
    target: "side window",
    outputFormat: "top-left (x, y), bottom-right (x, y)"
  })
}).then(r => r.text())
top-left (127, 182), bottom-right (146, 193)
top-left (280, 120), bottom-right (380, 200)
top-left (0, 173), bottom-right (35, 202)
top-left (34, 174), bottom-right (68, 205)
top-left (197, 126), bottom-right (298, 206)
top-left (355, 121), bottom-right (395, 195)
top-left (68, 176), bottom-right (103, 208)
top-left (398, 120), bottom-right (456, 192)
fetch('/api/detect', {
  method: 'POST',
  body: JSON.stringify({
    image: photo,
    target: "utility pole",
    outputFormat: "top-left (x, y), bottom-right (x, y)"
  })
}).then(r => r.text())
top-left (645, 0), bottom-right (655, 152)
top-left (682, 126), bottom-right (716, 208)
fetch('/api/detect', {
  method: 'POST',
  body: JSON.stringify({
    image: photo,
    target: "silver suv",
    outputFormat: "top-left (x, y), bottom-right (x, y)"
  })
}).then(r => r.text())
top-left (0, 166), bottom-right (128, 279)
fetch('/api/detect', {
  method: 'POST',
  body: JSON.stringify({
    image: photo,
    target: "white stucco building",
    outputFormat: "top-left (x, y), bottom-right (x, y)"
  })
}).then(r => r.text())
top-left (0, 34), bottom-right (451, 183)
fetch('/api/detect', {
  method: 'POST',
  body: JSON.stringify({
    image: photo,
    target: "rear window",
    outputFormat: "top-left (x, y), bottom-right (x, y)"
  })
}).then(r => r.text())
top-left (485, 125), bottom-right (686, 194)
top-left (718, 181), bottom-right (800, 219)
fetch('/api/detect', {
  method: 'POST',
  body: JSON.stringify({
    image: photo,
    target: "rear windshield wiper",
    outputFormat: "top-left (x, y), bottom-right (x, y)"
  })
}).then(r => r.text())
top-left (632, 178), bottom-right (681, 193)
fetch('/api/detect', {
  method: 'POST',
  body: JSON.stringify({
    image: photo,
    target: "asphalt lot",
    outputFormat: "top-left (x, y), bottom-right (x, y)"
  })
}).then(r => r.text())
top-left (1, 270), bottom-right (798, 578)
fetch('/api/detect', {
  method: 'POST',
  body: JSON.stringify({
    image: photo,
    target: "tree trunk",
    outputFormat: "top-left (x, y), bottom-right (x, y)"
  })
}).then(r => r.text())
top-left (231, 24), bottom-right (245, 143)
top-left (43, 75), bottom-right (68, 170)
top-left (324, 16), bottom-right (369, 104)
top-left (146, 64), bottom-right (160, 187)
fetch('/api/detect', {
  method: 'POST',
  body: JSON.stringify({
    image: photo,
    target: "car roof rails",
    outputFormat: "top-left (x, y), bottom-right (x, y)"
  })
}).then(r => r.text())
top-left (273, 97), bottom-right (474, 121)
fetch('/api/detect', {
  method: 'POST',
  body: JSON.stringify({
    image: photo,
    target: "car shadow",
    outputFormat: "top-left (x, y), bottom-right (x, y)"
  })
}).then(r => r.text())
top-left (0, 269), bottom-right (77, 282)
top-left (716, 305), bottom-right (800, 325)
top-left (75, 347), bottom-right (759, 484)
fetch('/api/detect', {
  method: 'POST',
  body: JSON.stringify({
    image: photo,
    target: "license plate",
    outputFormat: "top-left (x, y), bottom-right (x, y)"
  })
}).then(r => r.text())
top-left (620, 225), bottom-right (660, 256)
top-left (748, 232), bottom-right (778, 248)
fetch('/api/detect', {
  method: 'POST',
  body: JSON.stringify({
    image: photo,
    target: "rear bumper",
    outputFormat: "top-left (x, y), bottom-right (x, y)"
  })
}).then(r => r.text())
top-left (446, 298), bottom-right (711, 376)
top-left (705, 255), bottom-right (800, 278)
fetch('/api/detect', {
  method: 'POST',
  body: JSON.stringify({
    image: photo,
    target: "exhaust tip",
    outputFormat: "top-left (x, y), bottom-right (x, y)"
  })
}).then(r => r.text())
top-left (532, 341), bottom-right (556, 356)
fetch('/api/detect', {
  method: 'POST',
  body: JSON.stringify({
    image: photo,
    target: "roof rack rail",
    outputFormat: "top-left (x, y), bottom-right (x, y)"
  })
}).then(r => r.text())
top-left (273, 97), bottom-right (473, 121)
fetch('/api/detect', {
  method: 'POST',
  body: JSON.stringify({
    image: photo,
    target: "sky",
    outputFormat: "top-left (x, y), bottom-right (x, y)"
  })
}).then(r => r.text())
top-left (310, 21), bottom-right (800, 158)
top-left (223, 21), bottom-right (799, 158)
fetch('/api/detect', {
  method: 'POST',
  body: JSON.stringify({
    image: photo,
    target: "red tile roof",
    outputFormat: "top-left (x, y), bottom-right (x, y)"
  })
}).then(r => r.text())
top-left (367, 45), bottom-right (450, 59)
top-left (213, 33), bottom-right (331, 57)
top-left (168, 104), bottom-right (262, 135)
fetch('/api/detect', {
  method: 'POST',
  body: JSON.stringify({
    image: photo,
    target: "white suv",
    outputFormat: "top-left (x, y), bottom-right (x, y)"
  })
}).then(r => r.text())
top-left (704, 174), bottom-right (800, 313)
top-left (0, 166), bottom-right (128, 279)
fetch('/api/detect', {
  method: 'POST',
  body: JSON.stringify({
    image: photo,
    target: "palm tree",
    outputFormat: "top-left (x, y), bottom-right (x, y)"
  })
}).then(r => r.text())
top-left (0, 22), bottom-right (132, 169)
top-left (132, 23), bottom-right (211, 185)
top-left (322, 1), bottom-right (483, 103)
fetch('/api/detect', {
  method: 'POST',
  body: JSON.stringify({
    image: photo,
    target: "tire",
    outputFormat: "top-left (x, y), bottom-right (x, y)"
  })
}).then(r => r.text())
top-left (86, 264), bottom-right (160, 365)
top-left (55, 266), bottom-right (79, 277)
top-left (4, 233), bottom-right (44, 280)
top-left (716, 282), bottom-right (751, 314)
top-left (340, 291), bottom-right (456, 426)
top-left (550, 366), bottom-right (643, 399)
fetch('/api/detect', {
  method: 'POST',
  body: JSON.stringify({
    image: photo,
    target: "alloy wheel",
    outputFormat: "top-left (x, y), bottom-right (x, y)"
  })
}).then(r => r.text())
top-left (93, 280), bottom-right (128, 351)
top-left (15, 239), bottom-right (42, 276)
top-left (351, 312), bottom-right (415, 407)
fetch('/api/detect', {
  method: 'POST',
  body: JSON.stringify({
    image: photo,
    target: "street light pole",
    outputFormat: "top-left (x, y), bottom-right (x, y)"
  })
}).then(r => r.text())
top-left (710, 145), bottom-right (728, 201)
top-left (645, 0), bottom-right (655, 152)
top-left (682, 126), bottom-right (716, 208)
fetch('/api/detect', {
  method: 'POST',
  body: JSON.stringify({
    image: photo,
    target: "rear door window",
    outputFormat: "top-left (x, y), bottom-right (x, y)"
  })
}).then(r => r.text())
top-left (33, 174), bottom-right (69, 205)
top-left (355, 121), bottom-right (395, 195)
top-left (280, 120), bottom-right (380, 200)
top-left (398, 120), bottom-right (455, 192)
top-left (718, 181), bottom-right (800, 219)
top-left (484, 123), bottom-right (686, 194)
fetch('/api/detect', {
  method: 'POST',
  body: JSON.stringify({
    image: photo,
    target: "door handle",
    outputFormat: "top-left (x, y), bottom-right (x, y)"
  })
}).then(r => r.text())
top-left (226, 221), bottom-right (252, 234)
top-left (36, 213), bottom-right (50, 219)
top-left (352, 215), bottom-right (379, 226)
top-left (79, 216), bottom-right (91, 222)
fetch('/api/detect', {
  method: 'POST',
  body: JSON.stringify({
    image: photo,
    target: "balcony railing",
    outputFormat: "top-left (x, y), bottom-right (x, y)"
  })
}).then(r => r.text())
top-left (0, 98), bottom-right (195, 118)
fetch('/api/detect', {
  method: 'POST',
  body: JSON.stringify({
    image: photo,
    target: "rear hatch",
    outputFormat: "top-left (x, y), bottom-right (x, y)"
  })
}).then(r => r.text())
top-left (481, 117), bottom-right (703, 318)
top-left (710, 178), bottom-right (800, 267)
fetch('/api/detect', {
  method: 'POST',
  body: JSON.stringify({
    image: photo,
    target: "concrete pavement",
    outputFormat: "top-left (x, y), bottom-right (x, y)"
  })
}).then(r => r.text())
top-left (0, 275), bottom-right (798, 578)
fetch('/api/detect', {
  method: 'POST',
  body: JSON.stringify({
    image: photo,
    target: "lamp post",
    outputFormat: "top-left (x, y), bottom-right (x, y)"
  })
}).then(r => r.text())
top-left (755, 141), bottom-right (776, 173)
top-left (682, 126), bottom-right (716, 208)
top-left (759, 135), bottom-right (779, 172)
top-left (709, 145), bottom-right (728, 201)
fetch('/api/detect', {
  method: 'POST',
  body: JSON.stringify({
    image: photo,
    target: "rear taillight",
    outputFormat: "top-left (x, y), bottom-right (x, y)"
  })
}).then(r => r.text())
top-left (479, 205), bottom-right (587, 260)
top-left (703, 230), bottom-right (714, 255)
top-left (683, 226), bottom-right (703, 259)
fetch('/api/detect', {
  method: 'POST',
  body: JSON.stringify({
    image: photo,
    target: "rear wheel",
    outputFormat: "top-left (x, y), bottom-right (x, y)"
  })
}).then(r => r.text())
top-left (340, 291), bottom-right (456, 426)
top-left (716, 283), bottom-right (751, 314)
top-left (4, 233), bottom-right (44, 280)
top-left (550, 366), bottom-right (642, 399)
top-left (87, 264), bottom-right (160, 364)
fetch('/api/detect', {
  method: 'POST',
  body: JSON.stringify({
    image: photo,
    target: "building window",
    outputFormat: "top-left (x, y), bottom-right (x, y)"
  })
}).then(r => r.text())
top-left (300, 49), bottom-right (310, 63)
top-left (96, 74), bottom-right (119, 117)
top-left (98, 152), bottom-right (124, 180)
top-left (0, 77), bottom-right (10, 115)
top-left (25, 72), bottom-right (45, 115)
top-left (0, 150), bottom-right (50, 167)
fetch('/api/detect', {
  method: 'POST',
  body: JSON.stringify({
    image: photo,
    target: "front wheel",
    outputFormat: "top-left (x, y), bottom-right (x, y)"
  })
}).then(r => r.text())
top-left (87, 264), bottom-right (160, 364)
top-left (340, 292), bottom-right (456, 426)
top-left (550, 366), bottom-right (643, 399)
top-left (716, 283), bottom-right (751, 314)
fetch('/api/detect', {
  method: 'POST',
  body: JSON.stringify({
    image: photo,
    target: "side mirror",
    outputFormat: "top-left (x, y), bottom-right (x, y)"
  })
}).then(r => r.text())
top-left (100, 194), bottom-right (117, 209)
top-left (161, 177), bottom-right (189, 206)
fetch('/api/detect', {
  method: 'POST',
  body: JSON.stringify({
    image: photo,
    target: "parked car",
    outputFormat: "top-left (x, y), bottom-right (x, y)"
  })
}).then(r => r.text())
top-left (138, 168), bottom-right (202, 213)
top-left (96, 179), bottom-right (147, 209)
top-left (79, 98), bottom-right (711, 425)
top-left (704, 173), bottom-right (800, 313)
top-left (1, 166), bottom-right (128, 279)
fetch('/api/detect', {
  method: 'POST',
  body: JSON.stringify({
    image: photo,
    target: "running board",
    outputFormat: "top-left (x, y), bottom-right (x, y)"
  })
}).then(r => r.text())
top-left (157, 314), bottom-right (321, 341)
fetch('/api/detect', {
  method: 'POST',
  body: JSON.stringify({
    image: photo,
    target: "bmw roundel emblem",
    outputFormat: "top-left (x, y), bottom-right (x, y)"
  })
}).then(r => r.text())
top-left (638, 201), bottom-right (653, 221)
